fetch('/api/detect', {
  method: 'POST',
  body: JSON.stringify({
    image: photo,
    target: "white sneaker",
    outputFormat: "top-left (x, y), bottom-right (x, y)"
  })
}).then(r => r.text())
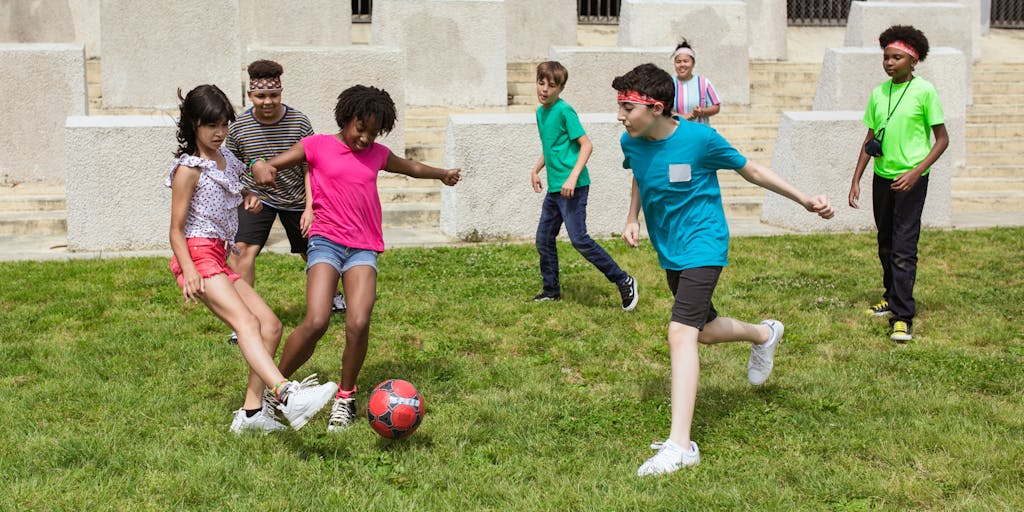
top-left (263, 373), bottom-right (322, 414)
top-left (748, 319), bottom-right (783, 386)
top-left (331, 293), bottom-right (347, 314)
top-left (277, 380), bottom-right (338, 430)
top-left (327, 396), bottom-right (357, 432)
top-left (637, 439), bottom-right (700, 477)
top-left (229, 408), bottom-right (287, 434)
top-left (227, 331), bottom-right (238, 345)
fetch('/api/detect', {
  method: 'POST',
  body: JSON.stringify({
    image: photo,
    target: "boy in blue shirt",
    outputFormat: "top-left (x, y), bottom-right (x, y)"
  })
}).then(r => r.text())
top-left (614, 64), bottom-right (835, 476)
top-left (530, 61), bottom-right (638, 311)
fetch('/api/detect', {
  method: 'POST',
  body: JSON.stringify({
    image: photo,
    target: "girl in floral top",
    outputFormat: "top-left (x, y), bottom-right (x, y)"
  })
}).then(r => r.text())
top-left (167, 84), bottom-right (337, 433)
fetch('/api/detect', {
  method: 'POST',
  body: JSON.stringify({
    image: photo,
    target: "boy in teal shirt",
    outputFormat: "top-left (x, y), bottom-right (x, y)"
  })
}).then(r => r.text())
top-left (530, 61), bottom-right (637, 311)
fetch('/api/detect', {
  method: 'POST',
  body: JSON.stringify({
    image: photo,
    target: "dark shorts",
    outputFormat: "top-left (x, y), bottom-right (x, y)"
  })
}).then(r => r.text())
top-left (235, 204), bottom-right (307, 254)
top-left (666, 266), bottom-right (722, 330)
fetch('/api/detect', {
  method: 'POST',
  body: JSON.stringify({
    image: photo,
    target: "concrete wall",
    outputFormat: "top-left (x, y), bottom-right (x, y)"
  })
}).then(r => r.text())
top-left (868, 0), bottom-right (982, 58)
top-left (371, 0), bottom-right (506, 107)
top-left (845, 2), bottom-right (974, 62)
top-left (506, 0), bottom-right (576, 62)
top-left (441, 113), bottom-right (636, 241)
top-left (246, 46), bottom-right (406, 155)
top-left (0, 0), bottom-right (75, 44)
top-left (549, 46), bottom-right (675, 114)
top-left (746, 0), bottom-right (788, 61)
top-left (761, 111), bottom-right (953, 232)
top-left (64, 116), bottom-right (175, 251)
top-left (100, 0), bottom-right (242, 109)
top-left (1, 44), bottom-right (85, 185)
top-left (618, 0), bottom-right (750, 104)
top-left (240, 0), bottom-right (351, 47)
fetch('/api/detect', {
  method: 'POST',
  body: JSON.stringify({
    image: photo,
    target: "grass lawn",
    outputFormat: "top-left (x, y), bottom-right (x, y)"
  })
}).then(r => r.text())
top-left (2, 227), bottom-right (1022, 511)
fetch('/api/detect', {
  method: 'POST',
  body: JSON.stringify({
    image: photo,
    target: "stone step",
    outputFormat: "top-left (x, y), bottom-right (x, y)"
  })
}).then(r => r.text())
top-left (0, 194), bottom-right (66, 212)
top-left (967, 103), bottom-right (1024, 114)
top-left (966, 122), bottom-right (1024, 138)
top-left (955, 165), bottom-right (1024, 178)
top-left (973, 93), bottom-right (1024, 106)
top-left (405, 144), bottom-right (445, 164)
top-left (967, 112), bottom-right (1024, 124)
top-left (951, 176), bottom-right (1024, 192)
top-left (0, 211), bottom-right (66, 236)
top-left (951, 191), bottom-right (1024, 213)
top-left (973, 81), bottom-right (1024, 95)
top-left (967, 137), bottom-right (1024, 153)
top-left (379, 186), bottom-right (440, 204)
top-left (966, 152), bottom-right (1024, 167)
top-left (382, 202), bottom-right (439, 228)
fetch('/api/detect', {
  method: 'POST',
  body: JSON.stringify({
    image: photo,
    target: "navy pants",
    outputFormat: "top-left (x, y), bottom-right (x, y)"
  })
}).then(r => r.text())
top-left (872, 173), bottom-right (929, 327)
top-left (536, 186), bottom-right (628, 294)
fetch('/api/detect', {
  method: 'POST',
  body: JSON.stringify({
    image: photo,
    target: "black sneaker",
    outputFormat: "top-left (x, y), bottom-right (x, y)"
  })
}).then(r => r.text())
top-left (531, 292), bottom-right (561, 302)
top-left (617, 276), bottom-right (638, 311)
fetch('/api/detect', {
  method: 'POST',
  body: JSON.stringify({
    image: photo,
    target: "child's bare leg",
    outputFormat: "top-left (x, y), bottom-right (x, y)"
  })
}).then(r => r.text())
top-left (278, 263), bottom-right (339, 378)
top-left (233, 279), bottom-right (283, 408)
top-left (697, 316), bottom-right (770, 345)
top-left (667, 321), bottom-right (700, 448)
top-left (339, 266), bottom-right (377, 391)
top-left (200, 275), bottom-right (288, 400)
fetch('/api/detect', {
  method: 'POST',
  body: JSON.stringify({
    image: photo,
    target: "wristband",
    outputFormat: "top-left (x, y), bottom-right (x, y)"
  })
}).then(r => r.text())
top-left (248, 157), bottom-right (265, 170)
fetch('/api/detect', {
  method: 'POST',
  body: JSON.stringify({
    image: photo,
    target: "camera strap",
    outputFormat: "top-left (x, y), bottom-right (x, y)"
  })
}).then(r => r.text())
top-left (879, 77), bottom-right (914, 137)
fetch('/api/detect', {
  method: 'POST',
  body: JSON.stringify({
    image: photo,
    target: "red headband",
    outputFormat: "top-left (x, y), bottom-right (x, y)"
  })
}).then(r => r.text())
top-left (886, 41), bottom-right (919, 60)
top-left (249, 77), bottom-right (282, 91)
top-left (617, 90), bottom-right (665, 109)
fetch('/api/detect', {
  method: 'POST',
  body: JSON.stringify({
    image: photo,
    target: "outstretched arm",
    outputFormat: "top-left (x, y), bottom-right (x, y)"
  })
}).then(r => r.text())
top-left (250, 141), bottom-right (307, 187)
top-left (736, 160), bottom-right (834, 219)
top-left (385, 151), bottom-right (461, 186)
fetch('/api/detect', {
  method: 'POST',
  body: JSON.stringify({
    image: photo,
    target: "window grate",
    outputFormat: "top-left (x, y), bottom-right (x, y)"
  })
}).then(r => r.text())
top-left (578, 0), bottom-right (620, 25)
top-left (992, 0), bottom-right (1024, 29)
top-left (352, 0), bottom-right (371, 23)
top-left (787, 0), bottom-right (856, 27)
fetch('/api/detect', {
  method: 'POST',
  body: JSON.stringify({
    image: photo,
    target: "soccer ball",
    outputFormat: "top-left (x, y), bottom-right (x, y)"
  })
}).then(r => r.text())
top-left (366, 379), bottom-right (424, 439)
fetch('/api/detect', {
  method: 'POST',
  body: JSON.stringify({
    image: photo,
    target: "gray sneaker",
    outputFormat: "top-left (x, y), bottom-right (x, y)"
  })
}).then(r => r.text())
top-left (748, 320), bottom-right (783, 386)
top-left (327, 396), bottom-right (357, 432)
top-left (276, 380), bottom-right (337, 430)
top-left (637, 439), bottom-right (700, 477)
top-left (230, 408), bottom-right (287, 434)
top-left (331, 293), bottom-right (347, 314)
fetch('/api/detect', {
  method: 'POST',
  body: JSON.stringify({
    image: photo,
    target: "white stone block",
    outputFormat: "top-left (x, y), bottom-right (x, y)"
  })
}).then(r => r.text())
top-left (549, 46), bottom-right (675, 113)
top-left (100, 0), bottom-right (242, 109)
top-left (0, 0), bottom-right (75, 44)
top-left (506, 0), bottom-right (576, 62)
top-left (441, 113), bottom-right (635, 241)
top-left (0, 44), bottom-right (85, 185)
top-left (864, 0), bottom-right (981, 60)
top-left (746, 0), bottom-right (788, 61)
top-left (762, 111), bottom-right (953, 232)
top-left (371, 0), bottom-right (506, 107)
top-left (64, 116), bottom-right (175, 251)
top-left (246, 46), bottom-right (406, 156)
top-left (618, 0), bottom-right (750, 104)
top-left (240, 0), bottom-right (351, 46)
top-left (845, 2), bottom-right (973, 64)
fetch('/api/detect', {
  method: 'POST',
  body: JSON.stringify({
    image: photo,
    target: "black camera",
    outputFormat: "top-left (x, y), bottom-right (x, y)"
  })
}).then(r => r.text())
top-left (864, 128), bottom-right (884, 157)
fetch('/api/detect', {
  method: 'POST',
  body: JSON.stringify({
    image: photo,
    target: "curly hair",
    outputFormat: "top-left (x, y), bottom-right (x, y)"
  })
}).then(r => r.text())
top-left (879, 25), bottom-right (929, 61)
top-left (246, 59), bottom-right (284, 79)
top-left (611, 63), bottom-right (675, 117)
top-left (333, 85), bottom-right (397, 135)
top-left (175, 84), bottom-right (235, 157)
top-left (674, 38), bottom-right (696, 63)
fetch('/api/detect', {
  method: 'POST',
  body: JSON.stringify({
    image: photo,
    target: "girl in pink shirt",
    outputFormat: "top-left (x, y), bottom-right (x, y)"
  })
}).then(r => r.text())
top-left (168, 85), bottom-right (337, 433)
top-left (251, 85), bottom-right (461, 432)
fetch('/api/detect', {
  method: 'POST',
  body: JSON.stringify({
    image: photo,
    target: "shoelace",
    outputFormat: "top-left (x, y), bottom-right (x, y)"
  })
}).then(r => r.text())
top-left (329, 398), bottom-right (355, 426)
top-left (650, 441), bottom-right (666, 450)
top-left (264, 373), bottom-right (322, 411)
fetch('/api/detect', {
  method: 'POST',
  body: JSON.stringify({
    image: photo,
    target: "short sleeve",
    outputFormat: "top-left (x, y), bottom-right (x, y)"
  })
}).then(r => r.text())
top-left (226, 129), bottom-right (243, 162)
top-left (703, 78), bottom-right (721, 105)
top-left (703, 128), bottom-right (747, 171)
top-left (301, 135), bottom-right (320, 168)
top-left (562, 105), bottom-right (587, 141)
top-left (923, 86), bottom-right (945, 127)
top-left (863, 88), bottom-right (880, 130)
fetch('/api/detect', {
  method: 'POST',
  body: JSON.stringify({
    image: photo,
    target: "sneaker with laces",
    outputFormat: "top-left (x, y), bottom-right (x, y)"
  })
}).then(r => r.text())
top-left (276, 380), bottom-right (338, 430)
top-left (890, 321), bottom-right (912, 342)
top-left (617, 276), bottom-right (638, 311)
top-left (331, 293), bottom-right (347, 314)
top-left (263, 373), bottom-right (322, 415)
top-left (228, 331), bottom-right (238, 345)
top-left (867, 300), bottom-right (891, 316)
top-left (327, 396), bottom-right (357, 432)
top-left (637, 439), bottom-right (700, 477)
top-left (748, 319), bottom-right (783, 386)
top-left (531, 291), bottom-right (561, 302)
top-left (230, 408), bottom-right (287, 434)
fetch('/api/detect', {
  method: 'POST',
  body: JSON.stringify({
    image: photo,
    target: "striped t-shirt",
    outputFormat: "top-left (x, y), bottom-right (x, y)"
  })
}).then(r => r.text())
top-left (672, 75), bottom-right (721, 126)
top-left (226, 105), bottom-right (314, 210)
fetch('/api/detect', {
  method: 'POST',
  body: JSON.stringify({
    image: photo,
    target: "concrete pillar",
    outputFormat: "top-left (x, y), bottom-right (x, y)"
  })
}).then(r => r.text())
top-left (64, 116), bottom-right (175, 251)
top-left (246, 46), bottom-right (406, 155)
top-left (371, 0), bottom-right (507, 107)
top-left (618, 0), bottom-right (750, 104)
top-left (240, 0), bottom-right (351, 47)
top-left (100, 0), bottom-right (242, 109)
top-left (506, 0), bottom-right (576, 63)
top-left (746, 0), bottom-right (788, 61)
top-left (548, 46), bottom-right (675, 113)
top-left (0, 43), bottom-right (85, 185)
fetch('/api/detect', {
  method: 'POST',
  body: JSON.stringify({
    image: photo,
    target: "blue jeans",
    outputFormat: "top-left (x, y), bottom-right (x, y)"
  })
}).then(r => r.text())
top-left (872, 173), bottom-right (929, 327)
top-left (535, 186), bottom-right (628, 294)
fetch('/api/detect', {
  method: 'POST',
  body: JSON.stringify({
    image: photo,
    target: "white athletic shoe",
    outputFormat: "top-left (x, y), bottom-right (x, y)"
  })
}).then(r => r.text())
top-left (277, 380), bottom-right (338, 430)
top-left (637, 439), bottom-right (700, 477)
top-left (331, 293), bottom-right (347, 314)
top-left (229, 408), bottom-right (287, 434)
top-left (748, 319), bottom-right (784, 386)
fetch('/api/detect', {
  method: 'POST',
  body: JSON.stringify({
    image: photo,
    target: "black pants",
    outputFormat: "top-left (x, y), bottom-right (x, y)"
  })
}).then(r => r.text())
top-left (872, 173), bottom-right (929, 327)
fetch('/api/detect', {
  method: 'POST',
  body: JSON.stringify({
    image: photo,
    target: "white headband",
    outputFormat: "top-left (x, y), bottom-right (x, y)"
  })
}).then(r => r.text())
top-left (673, 47), bottom-right (696, 59)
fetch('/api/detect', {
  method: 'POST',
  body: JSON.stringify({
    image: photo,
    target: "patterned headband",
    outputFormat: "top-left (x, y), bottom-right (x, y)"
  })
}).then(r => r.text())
top-left (886, 40), bottom-right (919, 60)
top-left (249, 77), bottom-right (282, 91)
top-left (617, 90), bottom-right (666, 109)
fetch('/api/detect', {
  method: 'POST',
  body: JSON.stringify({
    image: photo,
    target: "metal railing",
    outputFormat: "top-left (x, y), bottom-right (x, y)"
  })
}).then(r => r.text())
top-left (787, 0), bottom-right (855, 26)
top-left (578, 0), bottom-right (620, 25)
top-left (992, 0), bottom-right (1024, 28)
top-left (352, 0), bottom-right (372, 23)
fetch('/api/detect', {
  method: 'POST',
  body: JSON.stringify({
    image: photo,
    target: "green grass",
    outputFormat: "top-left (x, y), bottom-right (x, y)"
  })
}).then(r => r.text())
top-left (2, 228), bottom-right (1023, 511)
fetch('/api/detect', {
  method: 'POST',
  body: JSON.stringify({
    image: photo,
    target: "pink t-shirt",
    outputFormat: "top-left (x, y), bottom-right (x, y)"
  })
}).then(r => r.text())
top-left (302, 134), bottom-right (390, 252)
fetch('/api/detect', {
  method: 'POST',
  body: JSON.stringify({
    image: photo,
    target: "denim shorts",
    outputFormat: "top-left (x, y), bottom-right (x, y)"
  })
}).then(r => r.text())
top-left (306, 235), bottom-right (378, 275)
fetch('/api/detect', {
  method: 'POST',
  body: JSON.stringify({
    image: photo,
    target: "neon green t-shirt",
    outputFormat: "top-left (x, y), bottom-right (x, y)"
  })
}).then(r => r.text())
top-left (862, 77), bottom-right (945, 180)
top-left (536, 99), bottom-right (590, 191)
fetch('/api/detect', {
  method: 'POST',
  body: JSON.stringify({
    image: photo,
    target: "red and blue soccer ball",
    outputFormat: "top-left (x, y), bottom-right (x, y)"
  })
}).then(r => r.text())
top-left (366, 379), bottom-right (424, 439)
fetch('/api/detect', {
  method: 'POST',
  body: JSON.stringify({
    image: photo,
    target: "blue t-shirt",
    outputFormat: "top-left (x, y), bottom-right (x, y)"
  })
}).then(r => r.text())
top-left (620, 120), bottom-right (747, 270)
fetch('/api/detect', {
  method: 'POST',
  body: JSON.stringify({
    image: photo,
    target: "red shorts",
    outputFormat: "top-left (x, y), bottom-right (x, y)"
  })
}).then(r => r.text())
top-left (169, 238), bottom-right (241, 289)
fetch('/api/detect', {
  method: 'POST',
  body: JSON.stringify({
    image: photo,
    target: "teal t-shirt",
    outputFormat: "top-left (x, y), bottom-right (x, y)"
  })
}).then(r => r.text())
top-left (863, 77), bottom-right (945, 180)
top-left (620, 119), bottom-right (747, 271)
top-left (536, 99), bottom-right (590, 190)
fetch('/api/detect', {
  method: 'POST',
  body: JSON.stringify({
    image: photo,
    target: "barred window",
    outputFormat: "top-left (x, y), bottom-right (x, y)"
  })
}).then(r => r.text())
top-left (578, 0), bottom-right (620, 24)
top-left (787, 0), bottom-right (855, 27)
top-left (992, 0), bottom-right (1024, 29)
top-left (352, 0), bottom-right (371, 23)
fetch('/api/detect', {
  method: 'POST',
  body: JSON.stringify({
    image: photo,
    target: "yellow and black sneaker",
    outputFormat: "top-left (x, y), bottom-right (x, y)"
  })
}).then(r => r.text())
top-left (890, 321), bottom-right (912, 342)
top-left (867, 300), bottom-right (891, 317)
